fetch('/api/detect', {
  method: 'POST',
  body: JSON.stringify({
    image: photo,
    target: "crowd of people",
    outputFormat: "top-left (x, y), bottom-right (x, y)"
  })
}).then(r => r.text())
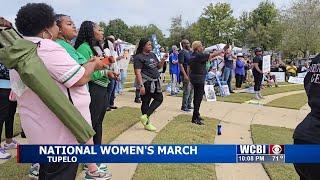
top-left (0, 2), bottom-right (319, 180)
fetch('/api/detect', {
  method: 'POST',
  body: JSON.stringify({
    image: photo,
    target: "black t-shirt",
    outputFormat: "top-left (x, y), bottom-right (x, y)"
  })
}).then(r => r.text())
top-left (178, 49), bottom-right (191, 74)
top-left (188, 52), bottom-right (210, 84)
top-left (293, 57), bottom-right (320, 143)
top-left (253, 55), bottom-right (263, 72)
top-left (133, 52), bottom-right (160, 79)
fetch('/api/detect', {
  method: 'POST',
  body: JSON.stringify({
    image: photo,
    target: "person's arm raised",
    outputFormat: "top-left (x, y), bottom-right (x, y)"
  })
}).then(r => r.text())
top-left (158, 53), bottom-right (168, 69)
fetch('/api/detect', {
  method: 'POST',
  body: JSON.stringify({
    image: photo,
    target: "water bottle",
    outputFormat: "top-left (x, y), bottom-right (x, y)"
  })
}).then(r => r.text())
top-left (217, 124), bottom-right (222, 135)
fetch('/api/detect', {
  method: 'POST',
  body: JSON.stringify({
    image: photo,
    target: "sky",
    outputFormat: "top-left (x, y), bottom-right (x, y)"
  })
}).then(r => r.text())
top-left (2, 0), bottom-right (292, 36)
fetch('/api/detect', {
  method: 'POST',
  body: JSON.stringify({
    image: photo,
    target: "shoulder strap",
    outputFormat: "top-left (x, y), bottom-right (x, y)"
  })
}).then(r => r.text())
top-left (67, 88), bottom-right (74, 104)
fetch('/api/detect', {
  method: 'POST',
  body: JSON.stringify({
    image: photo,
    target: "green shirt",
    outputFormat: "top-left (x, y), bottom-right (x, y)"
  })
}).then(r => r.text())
top-left (56, 39), bottom-right (87, 65)
top-left (76, 42), bottom-right (109, 87)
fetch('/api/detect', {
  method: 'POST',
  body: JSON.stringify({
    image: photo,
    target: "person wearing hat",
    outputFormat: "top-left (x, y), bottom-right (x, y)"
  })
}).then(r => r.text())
top-left (188, 41), bottom-right (228, 125)
top-left (235, 53), bottom-right (245, 90)
top-left (293, 54), bottom-right (320, 179)
top-left (252, 47), bottom-right (264, 99)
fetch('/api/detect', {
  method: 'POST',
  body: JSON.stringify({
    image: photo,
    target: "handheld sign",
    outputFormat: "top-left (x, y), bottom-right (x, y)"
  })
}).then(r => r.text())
top-left (263, 55), bottom-right (271, 73)
top-left (108, 40), bottom-right (116, 57)
top-left (151, 34), bottom-right (161, 60)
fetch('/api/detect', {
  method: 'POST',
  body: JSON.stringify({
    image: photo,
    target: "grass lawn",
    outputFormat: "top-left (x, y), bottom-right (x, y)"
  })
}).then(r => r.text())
top-left (0, 107), bottom-right (140, 180)
top-left (265, 93), bottom-right (307, 110)
top-left (217, 84), bottom-right (304, 104)
top-left (133, 115), bottom-right (219, 180)
top-left (251, 124), bottom-right (298, 180)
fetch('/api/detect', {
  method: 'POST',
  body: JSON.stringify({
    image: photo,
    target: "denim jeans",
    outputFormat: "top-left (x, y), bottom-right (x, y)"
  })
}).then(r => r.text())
top-left (170, 74), bottom-right (178, 93)
top-left (107, 78), bottom-right (117, 107)
top-left (182, 80), bottom-right (194, 109)
top-left (222, 67), bottom-right (233, 92)
top-left (117, 69), bottom-right (127, 93)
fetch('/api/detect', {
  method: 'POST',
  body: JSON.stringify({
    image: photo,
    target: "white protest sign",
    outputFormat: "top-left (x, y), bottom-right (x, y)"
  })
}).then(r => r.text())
top-left (270, 72), bottom-right (286, 82)
top-left (263, 55), bottom-right (271, 73)
top-left (298, 72), bottom-right (307, 78)
top-left (288, 77), bottom-right (304, 84)
top-left (108, 40), bottom-right (116, 57)
top-left (204, 85), bottom-right (217, 102)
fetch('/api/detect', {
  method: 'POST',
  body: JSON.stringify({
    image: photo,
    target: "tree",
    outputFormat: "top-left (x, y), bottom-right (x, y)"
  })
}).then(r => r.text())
top-left (168, 15), bottom-right (185, 47)
top-left (244, 1), bottom-right (282, 51)
top-left (184, 21), bottom-right (202, 43)
top-left (251, 0), bottom-right (278, 27)
top-left (126, 25), bottom-right (146, 44)
top-left (103, 19), bottom-right (129, 40)
top-left (234, 12), bottom-right (252, 47)
top-left (281, 0), bottom-right (320, 57)
top-left (197, 2), bottom-right (237, 46)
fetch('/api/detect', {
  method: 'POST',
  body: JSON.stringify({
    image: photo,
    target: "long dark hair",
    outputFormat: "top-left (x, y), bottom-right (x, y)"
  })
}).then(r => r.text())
top-left (74, 21), bottom-right (100, 55)
top-left (135, 38), bottom-right (150, 55)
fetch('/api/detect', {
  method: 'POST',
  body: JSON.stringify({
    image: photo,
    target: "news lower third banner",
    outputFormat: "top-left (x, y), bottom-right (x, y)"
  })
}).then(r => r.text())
top-left (17, 144), bottom-right (320, 163)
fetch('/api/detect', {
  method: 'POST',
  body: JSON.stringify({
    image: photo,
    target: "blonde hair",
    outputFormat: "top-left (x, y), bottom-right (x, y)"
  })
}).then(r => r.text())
top-left (192, 41), bottom-right (202, 51)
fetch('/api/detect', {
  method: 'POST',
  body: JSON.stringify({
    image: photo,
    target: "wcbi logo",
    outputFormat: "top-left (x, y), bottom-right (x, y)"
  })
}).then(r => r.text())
top-left (237, 145), bottom-right (285, 154)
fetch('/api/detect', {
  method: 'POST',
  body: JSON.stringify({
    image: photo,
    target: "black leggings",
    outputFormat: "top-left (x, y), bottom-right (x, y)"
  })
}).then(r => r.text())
top-left (141, 81), bottom-right (163, 117)
top-left (235, 74), bottom-right (244, 88)
top-left (88, 82), bottom-right (109, 145)
top-left (253, 71), bottom-right (263, 91)
top-left (39, 163), bottom-right (78, 180)
top-left (0, 89), bottom-right (17, 139)
top-left (191, 83), bottom-right (205, 120)
top-left (294, 139), bottom-right (320, 180)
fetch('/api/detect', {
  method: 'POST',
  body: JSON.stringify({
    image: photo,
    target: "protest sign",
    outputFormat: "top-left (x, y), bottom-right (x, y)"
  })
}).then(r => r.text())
top-left (263, 55), bottom-right (271, 73)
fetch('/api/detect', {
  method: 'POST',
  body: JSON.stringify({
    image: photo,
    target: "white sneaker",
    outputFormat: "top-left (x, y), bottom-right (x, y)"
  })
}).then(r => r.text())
top-left (4, 139), bottom-right (19, 150)
top-left (0, 148), bottom-right (11, 159)
top-left (258, 93), bottom-right (264, 99)
top-left (29, 163), bottom-right (40, 180)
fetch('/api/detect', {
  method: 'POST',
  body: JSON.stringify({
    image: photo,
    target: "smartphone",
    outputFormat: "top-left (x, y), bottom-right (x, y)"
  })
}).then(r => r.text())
top-left (101, 56), bottom-right (111, 65)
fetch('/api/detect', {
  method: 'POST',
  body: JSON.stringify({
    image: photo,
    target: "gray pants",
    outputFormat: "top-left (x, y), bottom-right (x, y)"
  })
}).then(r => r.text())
top-left (182, 80), bottom-right (194, 109)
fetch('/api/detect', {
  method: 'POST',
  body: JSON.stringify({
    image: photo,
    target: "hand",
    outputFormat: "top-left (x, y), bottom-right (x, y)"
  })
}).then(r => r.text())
top-left (162, 53), bottom-right (169, 61)
top-left (113, 72), bottom-right (120, 80)
top-left (223, 44), bottom-right (230, 51)
top-left (0, 17), bottom-right (12, 28)
top-left (140, 87), bottom-right (145, 95)
top-left (107, 71), bottom-right (115, 79)
top-left (92, 57), bottom-right (107, 70)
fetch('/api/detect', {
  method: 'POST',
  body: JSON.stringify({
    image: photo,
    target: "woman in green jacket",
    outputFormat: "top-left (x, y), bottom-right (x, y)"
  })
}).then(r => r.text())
top-left (74, 21), bottom-right (114, 147)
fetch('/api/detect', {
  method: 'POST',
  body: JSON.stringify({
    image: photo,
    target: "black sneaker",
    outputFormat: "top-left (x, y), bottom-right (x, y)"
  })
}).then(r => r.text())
top-left (110, 106), bottom-right (118, 109)
top-left (21, 131), bottom-right (26, 138)
top-left (192, 119), bottom-right (205, 125)
top-left (188, 106), bottom-right (194, 109)
top-left (198, 117), bottom-right (204, 121)
top-left (134, 98), bottom-right (141, 103)
top-left (181, 107), bottom-right (191, 112)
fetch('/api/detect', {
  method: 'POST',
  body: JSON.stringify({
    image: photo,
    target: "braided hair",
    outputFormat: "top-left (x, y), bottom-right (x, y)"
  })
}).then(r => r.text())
top-left (74, 21), bottom-right (100, 55)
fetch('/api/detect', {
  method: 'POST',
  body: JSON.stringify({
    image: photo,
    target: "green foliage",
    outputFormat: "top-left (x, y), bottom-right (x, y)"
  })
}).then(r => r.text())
top-left (281, 0), bottom-right (320, 58)
top-left (197, 3), bottom-right (237, 46)
top-left (99, 19), bottom-right (165, 46)
top-left (100, 19), bottom-right (129, 40)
